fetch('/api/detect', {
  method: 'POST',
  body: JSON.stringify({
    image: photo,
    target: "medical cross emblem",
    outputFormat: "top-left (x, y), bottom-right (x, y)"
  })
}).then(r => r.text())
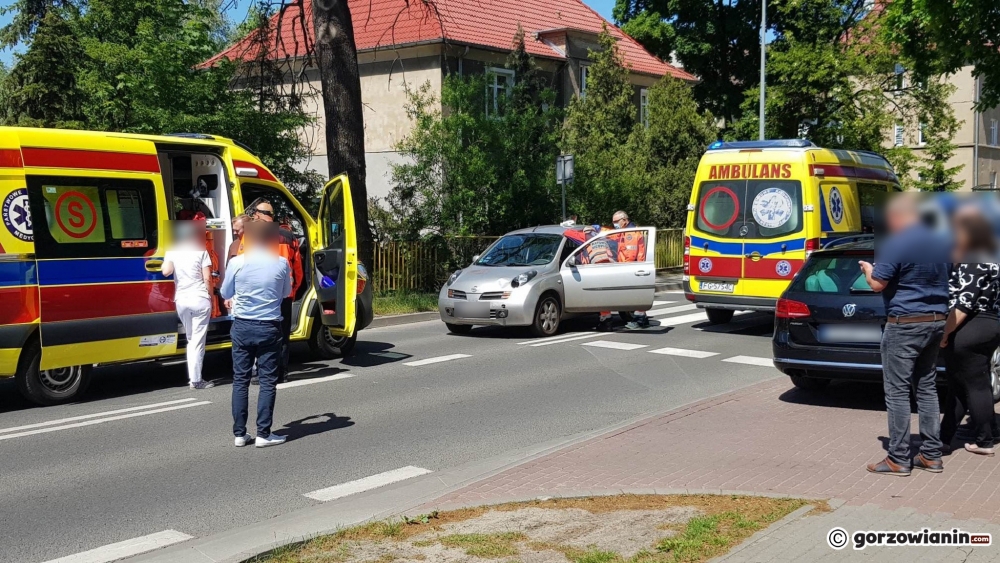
top-left (829, 187), bottom-right (844, 225)
top-left (2, 188), bottom-right (33, 242)
top-left (775, 260), bottom-right (792, 277)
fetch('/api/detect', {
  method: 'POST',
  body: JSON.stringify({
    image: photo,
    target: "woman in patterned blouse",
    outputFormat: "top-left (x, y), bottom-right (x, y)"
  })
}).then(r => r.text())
top-left (940, 208), bottom-right (1000, 456)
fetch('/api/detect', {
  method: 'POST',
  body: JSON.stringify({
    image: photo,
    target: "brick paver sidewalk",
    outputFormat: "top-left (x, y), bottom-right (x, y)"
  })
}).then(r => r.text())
top-left (426, 377), bottom-right (1000, 522)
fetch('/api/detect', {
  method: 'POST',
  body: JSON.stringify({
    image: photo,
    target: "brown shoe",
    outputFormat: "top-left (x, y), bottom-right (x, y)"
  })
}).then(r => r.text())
top-left (866, 457), bottom-right (911, 476)
top-left (913, 453), bottom-right (944, 473)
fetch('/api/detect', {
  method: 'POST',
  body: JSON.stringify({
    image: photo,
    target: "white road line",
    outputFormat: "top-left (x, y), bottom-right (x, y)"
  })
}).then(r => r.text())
top-left (519, 331), bottom-right (592, 345)
top-left (0, 401), bottom-right (211, 442)
top-left (41, 530), bottom-right (193, 563)
top-left (722, 355), bottom-right (774, 367)
top-left (646, 304), bottom-right (698, 317)
top-left (652, 300), bottom-right (676, 307)
top-left (649, 347), bottom-right (719, 359)
top-left (655, 312), bottom-right (715, 327)
top-left (0, 398), bottom-right (199, 435)
top-left (303, 466), bottom-right (433, 502)
top-left (278, 373), bottom-right (355, 389)
top-left (581, 340), bottom-right (648, 351)
top-left (529, 333), bottom-right (605, 347)
top-left (403, 354), bottom-right (471, 367)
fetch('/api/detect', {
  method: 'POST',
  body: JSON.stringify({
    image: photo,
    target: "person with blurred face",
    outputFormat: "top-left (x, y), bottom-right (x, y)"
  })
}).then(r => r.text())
top-left (163, 221), bottom-right (215, 390)
top-left (859, 194), bottom-right (951, 476)
top-left (221, 221), bottom-right (291, 448)
top-left (228, 214), bottom-right (249, 264)
top-left (940, 207), bottom-right (1000, 456)
top-left (242, 200), bottom-right (302, 385)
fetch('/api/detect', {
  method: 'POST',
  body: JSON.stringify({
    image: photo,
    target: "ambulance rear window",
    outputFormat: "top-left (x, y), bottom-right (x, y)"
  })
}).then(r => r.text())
top-left (693, 180), bottom-right (803, 239)
top-left (695, 181), bottom-right (744, 237)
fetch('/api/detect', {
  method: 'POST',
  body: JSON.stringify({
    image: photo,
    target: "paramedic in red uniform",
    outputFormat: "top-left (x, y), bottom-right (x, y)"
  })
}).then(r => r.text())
top-left (598, 211), bottom-right (650, 332)
top-left (243, 200), bottom-right (303, 384)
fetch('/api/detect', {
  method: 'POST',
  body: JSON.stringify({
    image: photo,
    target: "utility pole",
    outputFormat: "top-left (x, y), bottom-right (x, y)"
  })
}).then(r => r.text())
top-left (556, 154), bottom-right (574, 221)
top-left (759, 0), bottom-right (767, 141)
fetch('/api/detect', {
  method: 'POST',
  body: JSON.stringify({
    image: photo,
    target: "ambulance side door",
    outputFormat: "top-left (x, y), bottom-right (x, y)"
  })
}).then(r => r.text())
top-left (25, 172), bottom-right (177, 370)
top-left (312, 174), bottom-right (357, 336)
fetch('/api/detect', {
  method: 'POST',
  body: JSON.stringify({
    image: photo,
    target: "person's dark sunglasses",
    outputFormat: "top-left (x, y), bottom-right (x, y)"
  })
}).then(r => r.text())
top-left (255, 208), bottom-right (274, 218)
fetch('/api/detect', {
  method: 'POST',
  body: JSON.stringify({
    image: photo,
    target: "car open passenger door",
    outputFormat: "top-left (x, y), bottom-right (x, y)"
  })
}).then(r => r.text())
top-left (560, 227), bottom-right (656, 313)
top-left (312, 174), bottom-right (356, 337)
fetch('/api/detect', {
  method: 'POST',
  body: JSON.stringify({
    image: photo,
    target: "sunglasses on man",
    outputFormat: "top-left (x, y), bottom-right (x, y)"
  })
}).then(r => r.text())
top-left (254, 208), bottom-right (274, 218)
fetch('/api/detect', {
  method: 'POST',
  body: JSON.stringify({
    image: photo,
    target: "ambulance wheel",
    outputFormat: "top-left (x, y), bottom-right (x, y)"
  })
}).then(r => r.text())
top-left (705, 309), bottom-right (734, 325)
top-left (530, 294), bottom-right (561, 337)
top-left (16, 341), bottom-right (92, 406)
top-left (309, 324), bottom-right (357, 360)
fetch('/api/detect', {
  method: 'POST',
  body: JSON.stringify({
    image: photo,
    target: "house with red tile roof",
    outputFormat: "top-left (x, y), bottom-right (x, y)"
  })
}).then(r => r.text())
top-left (210, 0), bottom-right (696, 199)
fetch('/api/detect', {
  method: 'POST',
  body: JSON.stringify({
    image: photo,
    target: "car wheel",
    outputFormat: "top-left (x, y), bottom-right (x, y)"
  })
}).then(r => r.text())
top-left (446, 323), bottom-right (473, 335)
top-left (309, 323), bottom-right (358, 360)
top-left (618, 311), bottom-right (634, 322)
top-left (16, 341), bottom-right (91, 406)
top-left (531, 295), bottom-right (561, 337)
top-left (789, 375), bottom-right (830, 391)
top-left (705, 308), bottom-right (734, 325)
top-left (991, 346), bottom-right (1000, 403)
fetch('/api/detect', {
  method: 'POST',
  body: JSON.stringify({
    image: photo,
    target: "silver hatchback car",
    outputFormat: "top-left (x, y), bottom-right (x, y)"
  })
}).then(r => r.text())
top-left (439, 225), bottom-right (657, 336)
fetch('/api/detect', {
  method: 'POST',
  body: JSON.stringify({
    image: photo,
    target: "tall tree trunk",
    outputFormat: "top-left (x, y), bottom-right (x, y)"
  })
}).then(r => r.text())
top-left (312, 0), bottom-right (374, 267)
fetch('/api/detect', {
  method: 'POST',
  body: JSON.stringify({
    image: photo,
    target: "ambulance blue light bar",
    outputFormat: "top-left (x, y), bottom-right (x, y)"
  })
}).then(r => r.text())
top-left (707, 139), bottom-right (816, 150)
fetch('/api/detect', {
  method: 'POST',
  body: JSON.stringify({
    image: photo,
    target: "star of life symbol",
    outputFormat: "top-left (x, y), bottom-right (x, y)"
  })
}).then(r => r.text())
top-left (698, 257), bottom-right (713, 273)
top-left (2, 188), bottom-right (32, 241)
top-left (829, 186), bottom-right (844, 224)
top-left (776, 260), bottom-right (792, 277)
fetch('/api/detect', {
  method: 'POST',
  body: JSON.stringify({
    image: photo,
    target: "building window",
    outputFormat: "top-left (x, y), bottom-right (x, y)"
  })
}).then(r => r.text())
top-left (894, 63), bottom-right (906, 92)
top-left (580, 65), bottom-right (589, 98)
top-left (918, 123), bottom-right (926, 146)
top-left (640, 88), bottom-right (649, 127)
top-left (991, 119), bottom-right (999, 147)
top-left (894, 123), bottom-right (904, 146)
top-left (486, 67), bottom-right (515, 115)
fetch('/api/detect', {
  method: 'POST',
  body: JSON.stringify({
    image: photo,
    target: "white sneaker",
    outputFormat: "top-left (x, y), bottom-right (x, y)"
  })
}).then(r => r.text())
top-left (255, 434), bottom-right (287, 448)
top-left (234, 434), bottom-right (253, 447)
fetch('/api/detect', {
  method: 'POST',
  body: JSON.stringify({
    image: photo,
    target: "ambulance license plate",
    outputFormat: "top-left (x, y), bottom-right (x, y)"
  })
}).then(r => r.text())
top-left (699, 281), bottom-right (735, 293)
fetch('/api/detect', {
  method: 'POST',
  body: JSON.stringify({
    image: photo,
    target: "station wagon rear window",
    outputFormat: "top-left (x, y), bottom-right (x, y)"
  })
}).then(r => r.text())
top-left (789, 256), bottom-right (872, 295)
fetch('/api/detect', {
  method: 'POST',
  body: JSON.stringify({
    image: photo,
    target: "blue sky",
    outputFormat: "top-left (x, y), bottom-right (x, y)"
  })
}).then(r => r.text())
top-left (0, 0), bottom-right (617, 66)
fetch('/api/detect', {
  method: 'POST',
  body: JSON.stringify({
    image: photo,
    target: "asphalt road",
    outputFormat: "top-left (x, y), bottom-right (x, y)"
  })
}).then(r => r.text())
top-left (0, 293), bottom-right (788, 563)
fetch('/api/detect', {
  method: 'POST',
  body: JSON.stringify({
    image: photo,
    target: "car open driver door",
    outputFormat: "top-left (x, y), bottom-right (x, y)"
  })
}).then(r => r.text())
top-left (312, 174), bottom-right (357, 337)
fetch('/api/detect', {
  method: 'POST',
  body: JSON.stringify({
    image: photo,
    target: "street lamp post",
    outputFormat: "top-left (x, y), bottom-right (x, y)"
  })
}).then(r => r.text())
top-left (759, 0), bottom-right (767, 141)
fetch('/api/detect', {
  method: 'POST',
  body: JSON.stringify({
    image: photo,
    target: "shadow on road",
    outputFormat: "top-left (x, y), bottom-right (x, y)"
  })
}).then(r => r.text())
top-left (278, 412), bottom-right (354, 442)
top-left (341, 340), bottom-right (413, 368)
top-left (692, 313), bottom-right (774, 336)
top-left (778, 381), bottom-right (888, 411)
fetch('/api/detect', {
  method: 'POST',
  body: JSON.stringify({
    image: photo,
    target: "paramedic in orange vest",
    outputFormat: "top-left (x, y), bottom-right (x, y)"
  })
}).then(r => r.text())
top-left (242, 200), bottom-right (303, 384)
top-left (598, 211), bottom-right (650, 332)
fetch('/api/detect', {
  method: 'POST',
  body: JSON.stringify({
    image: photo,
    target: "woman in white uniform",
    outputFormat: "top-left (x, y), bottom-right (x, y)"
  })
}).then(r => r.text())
top-left (163, 222), bottom-right (215, 389)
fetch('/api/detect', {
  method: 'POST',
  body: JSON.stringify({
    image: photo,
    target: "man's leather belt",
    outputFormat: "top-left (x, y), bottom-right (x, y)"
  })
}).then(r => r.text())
top-left (886, 313), bottom-right (946, 324)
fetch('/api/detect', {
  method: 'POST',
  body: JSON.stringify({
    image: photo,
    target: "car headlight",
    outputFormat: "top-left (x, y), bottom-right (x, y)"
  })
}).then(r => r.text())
top-left (511, 270), bottom-right (537, 288)
top-left (447, 269), bottom-right (462, 286)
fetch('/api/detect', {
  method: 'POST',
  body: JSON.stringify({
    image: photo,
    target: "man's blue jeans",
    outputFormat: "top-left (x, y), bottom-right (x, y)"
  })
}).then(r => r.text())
top-left (232, 318), bottom-right (282, 439)
top-left (881, 320), bottom-right (945, 466)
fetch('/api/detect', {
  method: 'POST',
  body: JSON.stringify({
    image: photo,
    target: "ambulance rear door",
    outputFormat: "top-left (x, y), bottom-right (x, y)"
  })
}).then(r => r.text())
top-left (312, 174), bottom-right (357, 337)
top-left (21, 135), bottom-right (178, 370)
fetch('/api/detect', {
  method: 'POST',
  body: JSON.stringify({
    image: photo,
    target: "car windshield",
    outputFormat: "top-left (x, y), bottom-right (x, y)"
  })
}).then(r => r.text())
top-left (475, 234), bottom-right (563, 266)
top-left (788, 254), bottom-right (874, 295)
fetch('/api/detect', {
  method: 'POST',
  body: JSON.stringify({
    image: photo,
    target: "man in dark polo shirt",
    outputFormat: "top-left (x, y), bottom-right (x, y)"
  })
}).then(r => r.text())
top-left (859, 195), bottom-right (951, 476)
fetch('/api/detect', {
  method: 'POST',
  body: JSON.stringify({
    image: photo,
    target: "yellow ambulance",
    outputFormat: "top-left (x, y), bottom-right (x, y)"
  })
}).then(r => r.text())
top-left (0, 127), bottom-right (367, 405)
top-left (683, 139), bottom-right (900, 324)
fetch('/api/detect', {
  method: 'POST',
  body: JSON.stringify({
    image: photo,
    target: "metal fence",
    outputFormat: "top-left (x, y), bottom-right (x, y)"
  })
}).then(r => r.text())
top-left (371, 228), bottom-right (684, 294)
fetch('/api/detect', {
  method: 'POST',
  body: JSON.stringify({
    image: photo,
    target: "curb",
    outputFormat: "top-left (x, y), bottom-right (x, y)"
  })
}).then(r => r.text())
top-left (709, 503), bottom-right (818, 562)
top-left (369, 312), bottom-right (438, 328)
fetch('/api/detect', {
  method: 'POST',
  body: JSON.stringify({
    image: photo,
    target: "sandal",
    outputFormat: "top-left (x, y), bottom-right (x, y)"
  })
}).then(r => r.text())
top-left (965, 443), bottom-right (996, 457)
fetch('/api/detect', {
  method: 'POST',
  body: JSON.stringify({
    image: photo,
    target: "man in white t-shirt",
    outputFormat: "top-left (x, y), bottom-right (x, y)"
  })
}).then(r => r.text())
top-left (163, 222), bottom-right (216, 389)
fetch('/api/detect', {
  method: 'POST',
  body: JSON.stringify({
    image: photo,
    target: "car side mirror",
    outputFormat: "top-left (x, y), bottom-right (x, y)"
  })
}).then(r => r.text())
top-left (472, 254), bottom-right (480, 263)
top-left (566, 255), bottom-right (578, 267)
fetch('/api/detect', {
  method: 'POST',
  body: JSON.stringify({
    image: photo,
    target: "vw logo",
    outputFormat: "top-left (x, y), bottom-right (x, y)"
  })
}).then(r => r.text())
top-left (698, 257), bottom-right (713, 273)
top-left (843, 303), bottom-right (856, 317)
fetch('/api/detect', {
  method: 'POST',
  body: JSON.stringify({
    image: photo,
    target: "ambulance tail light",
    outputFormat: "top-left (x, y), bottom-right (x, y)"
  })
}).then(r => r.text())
top-left (357, 277), bottom-right (366, 295)
top-left (776, 298), bottom-right (811, 319)
top-left (805, 238), bottom-right (820, 259)
top-left (683, 236), bottom-right (691, 275)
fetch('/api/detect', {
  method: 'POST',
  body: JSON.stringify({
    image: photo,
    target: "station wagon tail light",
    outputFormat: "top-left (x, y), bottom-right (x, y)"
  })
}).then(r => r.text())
top-left (683, 236), bottom-right (691, 275)
top-left (805, 238), bottom-right (820, 259)
top-left (776, 298), bottom-right (811, 319)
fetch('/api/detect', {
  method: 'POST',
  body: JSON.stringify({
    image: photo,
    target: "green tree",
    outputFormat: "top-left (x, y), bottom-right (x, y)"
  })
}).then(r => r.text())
top-left (885, 0), bottom-right (1000, 109)
top-left (386, 32), bottom-right (562, 237)
top-left (0, 0), bottom-right (77, 48)
top-left (912, 81), bottom-right (963, 192)
top-left (614, 0), bottom-right (762, 127)
top-left (563, 27), bottom-right (714, 228)
top-left (4, 9), bottom-right (86, 128)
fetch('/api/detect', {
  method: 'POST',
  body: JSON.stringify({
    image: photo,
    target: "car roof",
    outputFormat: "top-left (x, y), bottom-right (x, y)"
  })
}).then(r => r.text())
top-left (505, 225), bottom-right (579, 236)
